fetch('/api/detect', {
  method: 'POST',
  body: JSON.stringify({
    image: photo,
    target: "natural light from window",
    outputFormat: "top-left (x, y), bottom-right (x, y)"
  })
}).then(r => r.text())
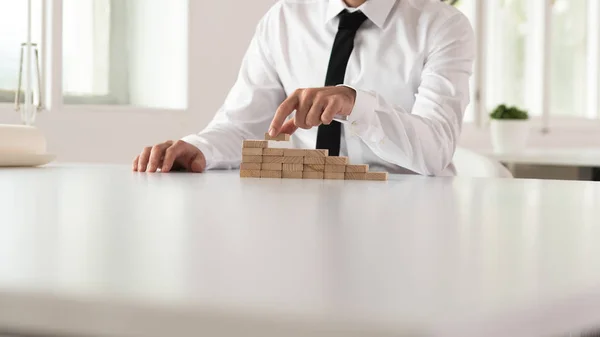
top-left (63, 0), bottom-right (111, 98)
top-left (0, 0), bottom-right (42, 102)
top-left (455, 0), bottom-right (598, 124)
top-left (63, 0), bottom-right (188, 108)
top-left (0, 0), bottom-right (188, 109)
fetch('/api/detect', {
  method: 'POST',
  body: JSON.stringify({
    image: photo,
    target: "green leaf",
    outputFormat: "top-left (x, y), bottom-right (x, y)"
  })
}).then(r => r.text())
top-left (490, 104), bottom-right (529, 120)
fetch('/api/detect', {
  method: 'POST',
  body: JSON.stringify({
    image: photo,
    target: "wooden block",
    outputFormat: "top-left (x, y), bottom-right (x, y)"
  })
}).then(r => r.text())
top-left (266, 141), bottom-right (291, 149)
top-left (260, 170), bottom-right (282, 178)
top-left (263, 148), bottom-right (284, 156)
top-left (304, 156), bottom-right (326, 165)
top-left (324, 172), bottom-right (345, 180)
top-left (261, 163), bottom-right (283, 171)
top-left (282, 171), bottom-right (303, 179)
top-left (365, 172), bottom-right (388, 181)
top-left (324, 165), bottom-right (346, 173)
top-left (345, 172), bottom-right (367, 180)
top-left (240, 170), bottom-right (260, 178)
top-left (262, 156), bottom-right (303, 164)
top-left (304, 149), bottom-right (329, 157)
top-left (243, 140), bottom-right (268, 148)
top-left (242, 155), bottom-right (262, 163)
top-left (264, 133), bottom-right (291, 141)
top-left (282, 164), bottom-right (303, 172)
top-left (282, 156), bottom-right (303, 164)
top-left (304, 164), bottom-right (325, 172)
top-left (325, 156), bottom-right (349, 165)
top-left (346, 164), bottom-right (369, 173)
top-left (242, 148), bottom-right (263, 156)
top-left (240, 163), bottom-right (261, 170)
top-left (303, 172), bottom-right (324, 180)
top-left (283, 149), bottom-right (306, 157)
top-left (262, 156), bottom-right (284, 164)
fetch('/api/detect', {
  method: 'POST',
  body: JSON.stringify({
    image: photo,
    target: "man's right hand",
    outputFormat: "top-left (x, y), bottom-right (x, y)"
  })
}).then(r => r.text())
top-left (133, 140), bottom-right (206, 173)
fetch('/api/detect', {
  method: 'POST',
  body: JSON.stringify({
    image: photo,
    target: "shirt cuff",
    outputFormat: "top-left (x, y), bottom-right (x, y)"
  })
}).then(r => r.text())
top-left (337, 85), bottom-right (383, 143)
top-left (181, 134), bottom-right (215, 170)
top-left (338, 85), bottom-right (377, 124)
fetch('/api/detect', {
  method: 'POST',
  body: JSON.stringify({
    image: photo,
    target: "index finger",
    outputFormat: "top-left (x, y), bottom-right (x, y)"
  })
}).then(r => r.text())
top-left (269, 92), bottom-right (300, 137)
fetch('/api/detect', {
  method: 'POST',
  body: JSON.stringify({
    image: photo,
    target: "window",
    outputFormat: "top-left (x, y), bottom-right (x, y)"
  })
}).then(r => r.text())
top-left (485, 0), bottom-right (529, 112)
top-left (0, 0), bottom-right (188, 109)
top-left (452, 0), bottom-right (600, 129)
top-left (0, 0), bottom-right (42, 103)
top-left (551, 0), bottom-right (587, 117)
top-left (62, 0), bottom-right (188, 109)
top-left (62, 0), bottom-right (113, 102)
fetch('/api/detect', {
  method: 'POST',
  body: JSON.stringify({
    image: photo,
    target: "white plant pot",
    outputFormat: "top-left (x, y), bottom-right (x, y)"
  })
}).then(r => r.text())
top-left (490, 120), bottom-right (530, 154)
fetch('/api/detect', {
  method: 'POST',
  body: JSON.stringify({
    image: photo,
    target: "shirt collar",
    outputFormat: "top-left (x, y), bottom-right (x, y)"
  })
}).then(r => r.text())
top-left (325, 0), bottom-right (397, 29)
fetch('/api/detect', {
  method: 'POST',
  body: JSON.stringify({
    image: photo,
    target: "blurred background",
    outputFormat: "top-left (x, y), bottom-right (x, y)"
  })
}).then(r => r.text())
top-left (0, 0), bottom-right (598, 180)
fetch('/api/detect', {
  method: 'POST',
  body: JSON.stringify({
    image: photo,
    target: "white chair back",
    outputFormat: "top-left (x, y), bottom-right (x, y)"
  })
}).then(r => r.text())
top-left (453, 147), bottom-right (513, 178)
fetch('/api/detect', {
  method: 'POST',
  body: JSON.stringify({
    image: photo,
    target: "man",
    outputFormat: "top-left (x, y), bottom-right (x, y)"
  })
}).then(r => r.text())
top-left (133, 0), bottom-right (474, 176)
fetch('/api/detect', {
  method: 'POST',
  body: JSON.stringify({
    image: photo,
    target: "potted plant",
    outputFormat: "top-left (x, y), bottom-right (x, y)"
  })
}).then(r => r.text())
top-left (489, 104), bottom-right (530, 154)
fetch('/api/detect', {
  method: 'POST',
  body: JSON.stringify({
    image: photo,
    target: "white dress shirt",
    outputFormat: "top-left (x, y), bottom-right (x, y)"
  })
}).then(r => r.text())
top-left (183, 0), bottom-right (475, 176)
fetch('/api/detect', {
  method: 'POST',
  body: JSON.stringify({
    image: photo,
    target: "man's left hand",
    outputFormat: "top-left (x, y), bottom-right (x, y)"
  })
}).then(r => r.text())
top-left (269, 86), bottom-right (356, 137)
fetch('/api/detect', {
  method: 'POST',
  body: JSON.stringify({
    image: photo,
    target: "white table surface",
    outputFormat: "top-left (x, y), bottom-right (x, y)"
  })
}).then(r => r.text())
top-left (483, 148), bottom-right (600, 167)
top-left (1, 166), bottom-right (600, 337)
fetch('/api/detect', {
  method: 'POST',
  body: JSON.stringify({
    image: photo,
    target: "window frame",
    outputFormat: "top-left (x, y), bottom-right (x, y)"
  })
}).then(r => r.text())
top-left (0, 90), bottom-right (16, 104)
top-left (586, 0), bottom-right (600, 119)
top-left (60, 0), bottom-right (129, 106)
top-left (0, 0), bottom-right (187, 113)
top-left (466, 0), bottom-right (600, 130)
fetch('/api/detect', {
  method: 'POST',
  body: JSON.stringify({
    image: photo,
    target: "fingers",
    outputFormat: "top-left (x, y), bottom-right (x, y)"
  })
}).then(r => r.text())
top-left (137, 146), bottom-right (152, 172)
top-left (306, 92), bottom-right (326, 127)
top-left (135, 140), bottom-right (205, 174)
top-left (293, 89), bottom-right (317, 130)
top-left (279, 119), bottom-right (299, 135)
top-left (147, 141), bottom-right (173, 172)
top-left (271, 86), bottom-right (357, 136)
top-left (321, 99), bottom-right (342, 125)
top-left (188, 153), bottom-right (205, 173)
top-left (135, 141), bottom-right (172, 173)
top-left (132, 156), bottom-right (139, 171)
top-left (270, 90), bottom-right (300, 137)
top-left (175, 150), bottom-right (205, 173)
top-left (161, 140), bottom-right (186, 172)
top-left (161, 140), bottom-right (206, 173)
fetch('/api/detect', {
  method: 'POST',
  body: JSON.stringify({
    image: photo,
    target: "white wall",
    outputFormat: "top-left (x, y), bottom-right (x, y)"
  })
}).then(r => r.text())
top-left (0, 0), bottom-right (276, 164)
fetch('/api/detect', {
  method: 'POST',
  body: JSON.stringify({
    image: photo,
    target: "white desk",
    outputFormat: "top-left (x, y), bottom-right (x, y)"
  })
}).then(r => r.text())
top-left (1, 166), bottom-right (600, 337)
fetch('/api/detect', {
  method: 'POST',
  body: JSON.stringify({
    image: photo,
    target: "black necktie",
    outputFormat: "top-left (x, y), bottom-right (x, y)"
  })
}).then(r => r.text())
top-left (316, 10), bottom-right (368, 156)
